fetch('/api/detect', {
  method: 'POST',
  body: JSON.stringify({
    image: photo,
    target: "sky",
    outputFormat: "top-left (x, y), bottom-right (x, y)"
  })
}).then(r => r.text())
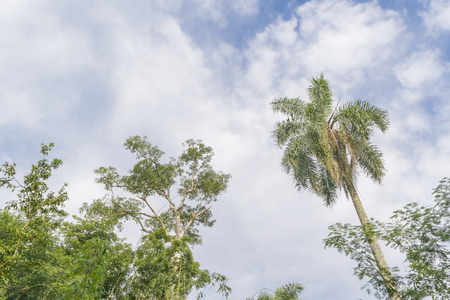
top-left (0, 0), bottom-right (449, 299)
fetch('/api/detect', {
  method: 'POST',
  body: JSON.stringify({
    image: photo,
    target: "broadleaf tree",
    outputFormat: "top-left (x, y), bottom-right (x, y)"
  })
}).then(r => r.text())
top-left (93, 136), bottom-right (231, 298)
top-left (60, 205), bottom-right (135, 299)
top-left (0, 143), bottom-right (69, 299)
top-left (129, 228), bottom-right (230, 299)
top-left (271, 75), bottom-right (402, 299)
top-left (59, 238), bottom-right (109, 300)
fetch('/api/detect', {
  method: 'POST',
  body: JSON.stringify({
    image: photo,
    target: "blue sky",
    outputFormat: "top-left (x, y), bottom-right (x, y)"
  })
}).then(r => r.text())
top-left (1, 0), bottom-right (450, 299)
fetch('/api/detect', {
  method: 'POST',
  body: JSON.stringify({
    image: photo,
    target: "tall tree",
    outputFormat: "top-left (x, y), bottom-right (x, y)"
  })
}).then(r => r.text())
top-left (271, 75), bottom-right (401, 299)
top-left (94, 136), bottom-right (231, 298)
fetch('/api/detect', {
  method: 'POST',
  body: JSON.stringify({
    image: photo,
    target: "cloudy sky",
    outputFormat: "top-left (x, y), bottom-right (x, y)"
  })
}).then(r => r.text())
top-left (1, 0), bottom-right (449, 299)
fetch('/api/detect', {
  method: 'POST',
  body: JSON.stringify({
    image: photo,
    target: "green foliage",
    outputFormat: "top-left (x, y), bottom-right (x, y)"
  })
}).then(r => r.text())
top-left (0, 143), bottom-right (68, 219)
top-left (0, 144), bottom-right (133, 299)
top-left (128, 229), bottom-right (230, 299)
top-left (94, 136), bottom-right (231, 245)
top-left (59, 238), bottom-right (109, 300)
top-left (271, 75), bottom-right (389, 206)
top-left (324, 178), bottom-right (450, 299)
top-left (60, 209), bottom-right (134, 299)
top-left (130, 229), bottom-right (188, 299)
top-left (246, 282), bottom-right (304, 300)
top-left (0, 143), bottom-right (69, 299)
top-left (1, 140), bottom-right (230, 299)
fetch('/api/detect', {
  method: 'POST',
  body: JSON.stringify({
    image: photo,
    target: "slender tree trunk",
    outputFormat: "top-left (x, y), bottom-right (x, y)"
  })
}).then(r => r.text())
top-left (346, 181), bottom-right (402, 300)
top-left (168, 212), bottom-right (183, 296)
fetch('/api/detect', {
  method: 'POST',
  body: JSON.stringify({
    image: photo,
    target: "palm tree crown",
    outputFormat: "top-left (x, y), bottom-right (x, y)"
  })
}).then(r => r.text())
top-left (272, 74), bottom-right (389, 206)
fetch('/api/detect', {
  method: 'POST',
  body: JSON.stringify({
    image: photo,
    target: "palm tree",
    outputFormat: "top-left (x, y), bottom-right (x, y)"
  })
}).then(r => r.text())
top-left (271, 74), bottom-right (402, 299)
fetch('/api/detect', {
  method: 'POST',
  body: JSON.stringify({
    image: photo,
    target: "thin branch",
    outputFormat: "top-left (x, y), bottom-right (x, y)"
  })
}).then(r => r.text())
top-left (182, 206), bottom-right (212, 236)
top-left (113, 184), bottom-right (165, 197)
top-left (134, 217), bottom-right (152, 234)
top-left (13, 176), bottom-right (25, 189)
top-left (177, 164), bottom-right (200, 211)
top-left (137, 196), bottom-right (168, 233)
top-left (343, 238), bottom-right (383, 279)
top-left (166, 169), bottom-right (177, 202)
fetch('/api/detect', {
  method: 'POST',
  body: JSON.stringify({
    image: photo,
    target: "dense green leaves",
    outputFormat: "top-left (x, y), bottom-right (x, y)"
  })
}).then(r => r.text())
top-left (0, 144), bottom-right (69, 299)
top-left (128, 229), bottom-right (230, 299)
top-left (1, 141), bottom-right (231, 299)
top-left (59, 238), bottom-right (109, 300)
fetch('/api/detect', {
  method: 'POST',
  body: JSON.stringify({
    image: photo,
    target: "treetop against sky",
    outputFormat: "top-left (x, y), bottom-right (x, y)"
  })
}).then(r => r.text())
top-left (0, 1), bottom-right (449, 299)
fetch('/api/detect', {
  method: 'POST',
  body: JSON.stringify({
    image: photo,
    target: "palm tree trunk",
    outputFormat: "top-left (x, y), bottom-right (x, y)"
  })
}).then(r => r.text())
top-left (346, 181), bottom-right (402, 300)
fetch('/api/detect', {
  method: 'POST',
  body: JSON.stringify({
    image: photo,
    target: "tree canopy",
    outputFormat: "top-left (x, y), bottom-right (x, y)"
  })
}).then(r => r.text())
top-left (94, 136), bottom-right (231, 245)
top-left (0, 140), bottom-right (231, 300)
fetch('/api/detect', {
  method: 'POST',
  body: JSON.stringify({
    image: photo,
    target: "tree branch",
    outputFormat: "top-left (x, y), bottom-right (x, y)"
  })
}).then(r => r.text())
top-left (182, 206), bottom-right (212, 236)
top-left (113, 184), bottom-right (165, 197)
top-left (177, 164), bottom-right (200, 211)
top-left (137, 196), bottom-right (168, 233)
top-left (166, 169), bottom-right (177, 203)
top-left (134, 217), bottom-right (152, 234)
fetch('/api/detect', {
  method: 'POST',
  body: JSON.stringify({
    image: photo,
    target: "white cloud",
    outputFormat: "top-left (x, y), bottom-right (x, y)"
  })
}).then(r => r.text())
top-left (151, 0), bottom-right (183, 12)
top-left (297, 0), bottom-right (404, 79)
top-left (239, 0), bottom-right (405, 100)
top-left (420, 0), bottom-right (450, 31)
top-left (395, 49), bottom-right (446, 90)
top-left (0, 2), bottom-right (92, 75)
top-left (187, 0), bottom-right (258, 28)
top-left (0, 1), bottom-right (95, 130)
top-left (229, 0), bottom-right (259, 16)
top-left (103, 12), bottom-right (227, 146)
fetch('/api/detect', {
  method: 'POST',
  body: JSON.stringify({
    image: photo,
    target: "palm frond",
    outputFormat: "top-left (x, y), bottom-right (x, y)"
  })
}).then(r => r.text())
top-left (274, 282), bottom-right (304, 299)
top-left (271, 97), bottom-right (307, 120)
top-left (336, 100), bottom-right (389, 141)
top-left (308, 74), bottom-right (334, 122)
top-left (272, 120), bottom-right (304, 147)
top-left (318, 167), bottom-right (340, 207)
top-left (281, 139), bottom-right (320, 193)
top-left (357, 142), bottom-right (385, 183)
